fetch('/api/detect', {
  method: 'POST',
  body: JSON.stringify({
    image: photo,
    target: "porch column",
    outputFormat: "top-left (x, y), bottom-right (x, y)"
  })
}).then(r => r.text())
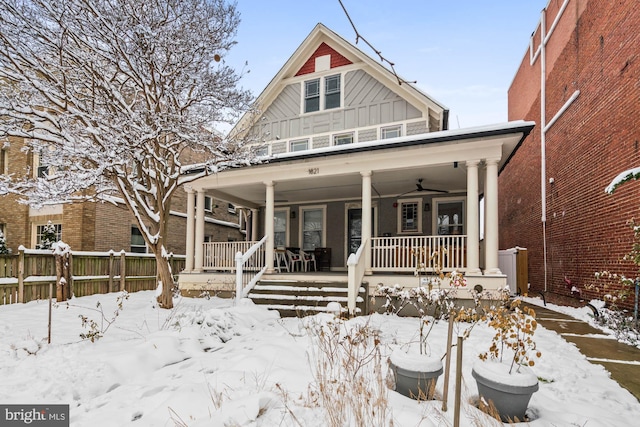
top-left (361, 171), bottom-right (373, 275)
top-left (265, 181), bottom-right (275, 274)
top-left (465, 160), bottom-right (481, 274)
top-left (251, 208), bottom-right (259, 241)
top-left (194, 189), bottom-right (206, 272)
top-left (484, 158), bottom-right (501, 275)
top-left (185, 188), bottom-right (196, 272)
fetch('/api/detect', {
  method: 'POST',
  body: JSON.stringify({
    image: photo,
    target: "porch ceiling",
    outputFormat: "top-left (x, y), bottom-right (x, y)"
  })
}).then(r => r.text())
top-left (208, 162), bottom-right (470, 207)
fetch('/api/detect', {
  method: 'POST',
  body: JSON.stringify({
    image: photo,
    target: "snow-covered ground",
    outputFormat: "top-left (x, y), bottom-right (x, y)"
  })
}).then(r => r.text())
top-left (1, 291), bottom-right (639, 426)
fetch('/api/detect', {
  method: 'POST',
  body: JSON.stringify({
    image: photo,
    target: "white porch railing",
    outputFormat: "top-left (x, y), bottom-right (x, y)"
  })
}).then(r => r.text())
top-left (235, 236), bottom-right (267, 301)
top-left (370, 235), bottom-right (467, 272)
top-left (203, 241), bottom-right (259, 271)
top-left (347, 240), bottom-right (367, 316)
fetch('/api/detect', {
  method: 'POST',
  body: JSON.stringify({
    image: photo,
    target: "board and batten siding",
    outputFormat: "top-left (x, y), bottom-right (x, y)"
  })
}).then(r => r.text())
top-left (253, 69), bottom-right (426, 142)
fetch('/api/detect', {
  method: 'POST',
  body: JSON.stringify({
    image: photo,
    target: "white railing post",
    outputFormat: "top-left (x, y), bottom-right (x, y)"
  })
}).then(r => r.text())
top-left (235, 251), bottom-right (243, 302)
top-left (347, 241), bottom-right (367, 316)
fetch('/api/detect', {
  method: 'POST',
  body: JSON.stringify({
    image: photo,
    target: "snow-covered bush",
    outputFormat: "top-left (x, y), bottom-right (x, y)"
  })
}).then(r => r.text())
top-left (0, 230), bottom-right (10, 254)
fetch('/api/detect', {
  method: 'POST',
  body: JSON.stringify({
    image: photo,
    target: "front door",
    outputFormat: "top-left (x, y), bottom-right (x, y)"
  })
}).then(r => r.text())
top-left (347, 208), bottom-right (362, 256)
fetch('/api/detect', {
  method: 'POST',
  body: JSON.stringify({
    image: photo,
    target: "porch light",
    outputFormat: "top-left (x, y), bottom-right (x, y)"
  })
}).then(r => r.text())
top-left (290, 210), bottom-right (296, 219)
top-left (424, 203), bottom-right (430, 211)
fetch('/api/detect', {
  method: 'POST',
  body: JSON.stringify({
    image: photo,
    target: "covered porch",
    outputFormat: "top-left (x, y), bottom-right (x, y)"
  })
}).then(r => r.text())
top-left (178, 122), bottom-right (534, 314)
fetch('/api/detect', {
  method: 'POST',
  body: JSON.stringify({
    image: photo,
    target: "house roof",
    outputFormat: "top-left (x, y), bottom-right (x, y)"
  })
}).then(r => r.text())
top-left (230, 23), bottom-right (449, 138)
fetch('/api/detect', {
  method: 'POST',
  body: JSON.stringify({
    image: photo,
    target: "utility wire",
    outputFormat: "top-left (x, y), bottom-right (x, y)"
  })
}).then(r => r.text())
top-left (338, 0), bottom-right (417, 86)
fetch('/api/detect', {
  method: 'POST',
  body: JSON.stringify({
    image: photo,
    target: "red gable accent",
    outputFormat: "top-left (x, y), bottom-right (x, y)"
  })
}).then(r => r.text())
top-left (295, 42), bottom-right (352, 76)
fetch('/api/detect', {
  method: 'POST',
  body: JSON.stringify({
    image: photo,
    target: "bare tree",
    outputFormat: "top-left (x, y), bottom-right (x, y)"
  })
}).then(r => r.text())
top-left (0, 0), bottom-right (253, 308)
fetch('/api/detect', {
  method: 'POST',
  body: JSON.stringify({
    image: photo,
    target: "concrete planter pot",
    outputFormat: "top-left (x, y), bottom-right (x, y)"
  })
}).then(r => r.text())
top-left (389, 350), bottom-right (443, 400)
top-left (472, 362), bottom-right (539, 422)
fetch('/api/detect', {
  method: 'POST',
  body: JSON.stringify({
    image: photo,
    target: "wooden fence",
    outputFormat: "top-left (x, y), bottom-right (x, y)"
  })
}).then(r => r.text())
top-left (0, 249), bottom-right (186, 305)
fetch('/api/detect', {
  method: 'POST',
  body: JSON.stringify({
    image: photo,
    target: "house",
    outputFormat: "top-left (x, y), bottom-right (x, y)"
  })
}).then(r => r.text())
top-left (178, 23), bottom-right (534, 315)
top-left (0, 134), bottom-right (244, 254)
top-left (501, 0), bottom-right (640, 306)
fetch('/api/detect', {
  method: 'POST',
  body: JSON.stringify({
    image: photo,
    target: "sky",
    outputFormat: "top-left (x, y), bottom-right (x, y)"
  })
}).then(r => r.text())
top-left (2, 290), bottom-right (640, 426)
top-left (225, 0), bottom-right (549, 129)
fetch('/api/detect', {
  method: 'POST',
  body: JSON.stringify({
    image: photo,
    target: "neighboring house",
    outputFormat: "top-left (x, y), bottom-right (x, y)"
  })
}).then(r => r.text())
top-left (0, 134), bottom-right (244, 254)
top-left (501, 0), bottom-right (640, 305)
top-left (178, 23), bottom-right (534, 314)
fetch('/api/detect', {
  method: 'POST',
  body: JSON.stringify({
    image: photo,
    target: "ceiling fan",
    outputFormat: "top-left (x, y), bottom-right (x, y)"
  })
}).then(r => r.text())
top-left (397, 178), bottom-right (448, 197)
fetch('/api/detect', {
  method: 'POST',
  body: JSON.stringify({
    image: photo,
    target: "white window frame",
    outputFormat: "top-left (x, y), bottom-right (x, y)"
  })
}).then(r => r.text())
top-left (0, 147), bottom-right (7, 175)
top-left (204, 196), bottom-right (213, 213)
top-left (397, 198), bottom-right (422, 234)
top-left (381, 125), bottom-right (402, 139)
top-left (290, 139), bottom-right (309, 152)
top-left (324, 74), bottom-right (341, 110)
top-left (333, 132), bottom-right (354, 146)
top-left (228, 203), bottom-right (237, 214)
top-left (299, 205), bottom-right (326, 250)
top-left (130, 225), bottom-right (147, 253)
top-left (255, 145), bottom-right (269, 157)
top-left (432, 197), bottom-right (466, 236)
top-left (302, 73), bottom-right (342, 114)
top-left (304, 78), bottom-right (320, 113)
top-left (33, 222), bottom-right (62, 249)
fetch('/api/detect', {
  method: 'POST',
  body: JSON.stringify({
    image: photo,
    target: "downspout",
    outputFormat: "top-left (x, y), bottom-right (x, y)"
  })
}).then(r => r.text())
top-left (534, 0), bottom-right (571, 293)
top-left (540, 10), bottom-right (548, 292)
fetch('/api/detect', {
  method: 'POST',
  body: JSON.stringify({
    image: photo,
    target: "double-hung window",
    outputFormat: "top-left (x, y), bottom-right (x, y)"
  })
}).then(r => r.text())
top-left (130, 226), bottom-right (147, 253)
top-left (304, 74), bottom-right (341, 113)
top-left (325, 75), bottom-right (341, 109)
top-left (304, 79), bottom-right (320, 113)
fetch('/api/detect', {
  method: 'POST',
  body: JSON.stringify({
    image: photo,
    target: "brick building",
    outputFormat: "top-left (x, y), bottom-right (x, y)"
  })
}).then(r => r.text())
top-left (0, 135), bottom-right (245, 254)
top-left (501, 0), bottom-right (640, 306)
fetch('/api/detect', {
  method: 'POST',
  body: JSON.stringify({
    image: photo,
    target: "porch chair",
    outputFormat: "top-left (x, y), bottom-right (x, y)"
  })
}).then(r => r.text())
top-left (300, 249), bottom-right (317, 272)
top-left (275, 247), bottom-right (290, 272)
top-left (286, 249), bottom-right (303, 272)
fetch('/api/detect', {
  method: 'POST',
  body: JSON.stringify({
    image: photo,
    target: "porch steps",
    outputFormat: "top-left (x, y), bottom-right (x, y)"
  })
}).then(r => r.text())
top-left (248, 279), bottom-right (368, 317)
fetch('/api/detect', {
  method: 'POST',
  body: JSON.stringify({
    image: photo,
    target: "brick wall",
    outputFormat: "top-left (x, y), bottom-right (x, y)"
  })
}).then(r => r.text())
top-left (0, 136), bottom-right (31, 252)
top-left (502, 0), bottom-right (640, 308)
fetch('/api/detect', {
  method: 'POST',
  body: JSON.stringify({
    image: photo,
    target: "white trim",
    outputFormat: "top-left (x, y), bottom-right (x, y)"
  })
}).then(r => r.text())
top-left (250, 118), bottom-right (424, 153)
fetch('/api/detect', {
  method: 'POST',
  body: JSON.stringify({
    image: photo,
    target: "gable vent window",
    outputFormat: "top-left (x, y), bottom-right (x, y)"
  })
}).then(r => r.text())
top-left (305, 79), bottom-right (320, 113)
